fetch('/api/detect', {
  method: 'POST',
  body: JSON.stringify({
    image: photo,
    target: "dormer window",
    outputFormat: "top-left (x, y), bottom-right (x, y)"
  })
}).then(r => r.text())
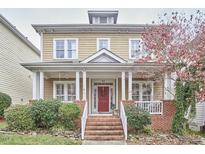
top-left (88, 10), bottom-right (118, 24)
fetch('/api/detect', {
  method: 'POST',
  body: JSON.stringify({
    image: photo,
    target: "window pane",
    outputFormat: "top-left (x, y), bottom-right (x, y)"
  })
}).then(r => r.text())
top-left (68, 83), bottom-right (76, 101)
top-left (132, 83), bottom-right (140, 101)
top-left (56, 84), bottom-right (64, 101)
top-left (56, 40), bottom-right (64, 58)
top-left (131, 40), bottom-right (142, 58)
top-left (99, 39), bottom-right (108, 50)
top-left (100, 17), bottom-right (107, 23)
top-left (68, 40), bottom-right (76, 58)
top-left (142, 83), bottom-right (152, 101)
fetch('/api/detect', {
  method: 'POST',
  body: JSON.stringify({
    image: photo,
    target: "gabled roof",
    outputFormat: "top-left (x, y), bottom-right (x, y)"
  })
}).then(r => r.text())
top-left (81, 48), bottom-right (127, 63)
top-left (0, 14), bottom-right (40, 56)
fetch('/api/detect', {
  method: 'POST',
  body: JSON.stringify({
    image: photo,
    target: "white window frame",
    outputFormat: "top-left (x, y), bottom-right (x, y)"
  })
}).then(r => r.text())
top-left (129, 38), bottom-right (143, 60)
top-left (53, 81), bottom-right (76, 103)
top-left (132, 81), bottom-right (154, 101)
top-left (53, 38), bottom-right (78, 59)
top-left (96, 38), bottom-right (110, 51)
top-left (92, 17), bottom-right (114, 24)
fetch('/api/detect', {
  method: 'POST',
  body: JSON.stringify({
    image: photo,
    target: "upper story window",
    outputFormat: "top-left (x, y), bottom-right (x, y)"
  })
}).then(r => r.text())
top-left (93, 17), bottom-right (114, 24)
top-left (129, 38), bottom-right (143, 59)
top-left (97, 38), bottom-right (110, 51)
top-left (53, 38), bottom-right (78, 59)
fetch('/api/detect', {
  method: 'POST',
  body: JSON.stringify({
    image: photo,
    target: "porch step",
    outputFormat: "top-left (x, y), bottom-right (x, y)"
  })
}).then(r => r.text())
top-left (85, 130), bottom-right (123, 135)
top-left (84, 116), bottom-right (124, 141)
top-left (87, 121), bottom-right (122, 126)
top-left (84, 135), bottom-right (124, 141)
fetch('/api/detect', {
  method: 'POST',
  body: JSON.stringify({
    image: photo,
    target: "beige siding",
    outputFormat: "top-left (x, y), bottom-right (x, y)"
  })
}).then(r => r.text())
top-left (43, 33), bottom-right (141, 62)
top-left (0, 23), bottom-right (40, 104)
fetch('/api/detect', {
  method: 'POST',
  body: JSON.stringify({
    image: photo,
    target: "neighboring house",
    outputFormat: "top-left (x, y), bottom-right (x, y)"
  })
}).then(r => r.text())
top-left (0, 14), bottom-right (40, 104)
top-left (22, 10), bottom-right (177, 140)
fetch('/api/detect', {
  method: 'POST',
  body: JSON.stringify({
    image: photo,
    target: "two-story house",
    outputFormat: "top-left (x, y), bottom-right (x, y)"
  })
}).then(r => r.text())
top-left (22, 10), bottom-right (177, 140)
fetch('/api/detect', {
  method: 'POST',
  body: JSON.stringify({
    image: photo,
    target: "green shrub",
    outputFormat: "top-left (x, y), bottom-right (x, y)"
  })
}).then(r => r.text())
top-left (5, 105), bottom-right (35, 130)
top-left (31, 99), bottom-right (61, 129)
top-left (0, 92), bottom-right (12, 117)
top-left (125, 105), bottom-right (151, 132)
top-left (58, 103), bottom-right (80, 130)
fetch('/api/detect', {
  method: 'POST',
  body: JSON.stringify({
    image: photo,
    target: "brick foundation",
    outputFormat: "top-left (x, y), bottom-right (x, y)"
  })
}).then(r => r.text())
top-left (151, 100), bottom-right (176, 131)
top-left (123, 100), bottom-right (176, 131)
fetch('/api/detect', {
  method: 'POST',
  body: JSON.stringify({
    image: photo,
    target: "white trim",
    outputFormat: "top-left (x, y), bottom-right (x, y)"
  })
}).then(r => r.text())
top-left (53, 38), bottom-right (79, 60)
top-left (128, 72), bottom-right (132, 100)
top-left (116, 78), bottom-right (118, 109)
top-left (129, 38), bottom-right (143, 60)
top-left (83, 71), bottom-right (87, 100)
top-left (132, 81), bottom-right (154, 101)
top-left (40, 33), bottom-right (43, 62)
top-left (53, 80), bottom-right (76, 103)
top-left (32, 72), bottom-right (37, 99)
top-left (75, 72), bottom-right (80, 100)
top-left (81, 48), bottom-right (126, 63)
top-left (39, 72), bottom-right (44, 99)
top-left (121, 72), bottom-right (125, 100)
top-left (96, 38), bottom-right (110, 51)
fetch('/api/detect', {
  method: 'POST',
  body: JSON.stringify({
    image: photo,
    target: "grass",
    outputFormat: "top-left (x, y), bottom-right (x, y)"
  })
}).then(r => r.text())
top-left (0, 121), bottom-right (81, 145)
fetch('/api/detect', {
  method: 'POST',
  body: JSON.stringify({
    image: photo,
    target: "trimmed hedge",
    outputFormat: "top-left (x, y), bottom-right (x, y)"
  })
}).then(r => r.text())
top-left (31, 99), bottom-right (61, 129)
top-left (58, 103), bottom-right (80, 130)
top-left (125, 105), bottom-right (151, 132)
top-left (5, 105), bottom-right (35, 130)
top-left (0, 92), bottom-right (12, 117)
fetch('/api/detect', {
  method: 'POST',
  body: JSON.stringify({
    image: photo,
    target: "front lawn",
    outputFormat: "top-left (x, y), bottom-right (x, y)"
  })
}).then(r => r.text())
top-left (0, 133), bottom-right (81, 145)
top-left (0, 121), bottom-right (81, 145)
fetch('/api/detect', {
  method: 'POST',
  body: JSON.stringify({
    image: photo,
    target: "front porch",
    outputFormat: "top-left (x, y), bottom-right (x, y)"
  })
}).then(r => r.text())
top-left (32, 70), bottom-right (165, 115)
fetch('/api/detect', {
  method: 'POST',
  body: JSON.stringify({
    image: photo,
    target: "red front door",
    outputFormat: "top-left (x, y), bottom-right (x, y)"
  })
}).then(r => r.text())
top-left (98, 86), bottom-right (109, 112)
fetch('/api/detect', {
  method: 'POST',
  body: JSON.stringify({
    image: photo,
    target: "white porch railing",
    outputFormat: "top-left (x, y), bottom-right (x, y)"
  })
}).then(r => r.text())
top-left (120, 101), bottom-right (127, 140)
top-left (81, 101), bottom-right (88, 140)
top-left (135, 101), bottom-right (163, 115)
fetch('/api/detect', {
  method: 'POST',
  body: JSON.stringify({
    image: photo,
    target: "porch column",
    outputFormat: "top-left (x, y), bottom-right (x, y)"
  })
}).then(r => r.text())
top-left (75, 71), bottom-right (80, 100)
top-left (39, 72), bottom-right (44, 99)
top-left (32, 72), bottom-right (37, 99)
top-left (121, 72), bottom-right (126, 100)
top-left (128, 71), bottom-right (132, 100)
top-left (83, 71), bottom-right (86, 100)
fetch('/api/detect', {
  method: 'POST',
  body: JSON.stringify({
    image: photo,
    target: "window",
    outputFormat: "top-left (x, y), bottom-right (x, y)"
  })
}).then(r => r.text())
top-left (67, 40), bottom-right (76, 58)
top-left (129, 39), bottom-right (143, 59)
top-left (100, 17), bottom-right (107, 23)
top-left (56, 84), bottom-right (64, 101)
top-left (97, 38), bottom-right (110, 51)
top-left (132, 82), bottom-right (153, 101)
top-left (132, 83), bottom-right (140, 101)
top-left (56, 40), bottom-right (64, 58)
top-left (92, 17), bottom-right (114, 24)
top-left (67, 83), bottom-right (76, 101)
top-left (142, 83), bottom-right (152, 101)
top-left (54, 81), bottom-right (76, 102)
top-left (54, 39), bottom-right (78, 59)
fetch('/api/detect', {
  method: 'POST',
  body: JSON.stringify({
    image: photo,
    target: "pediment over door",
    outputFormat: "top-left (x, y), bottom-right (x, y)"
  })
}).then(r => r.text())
top-left (81, 48), bottom-right (127, 63)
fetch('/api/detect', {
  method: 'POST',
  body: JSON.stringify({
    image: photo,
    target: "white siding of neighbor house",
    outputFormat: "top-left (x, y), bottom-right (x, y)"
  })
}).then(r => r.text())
top-left (0, 23), bottom-right (40, 104)
top-left (192, 101), bottom-right (205, 127)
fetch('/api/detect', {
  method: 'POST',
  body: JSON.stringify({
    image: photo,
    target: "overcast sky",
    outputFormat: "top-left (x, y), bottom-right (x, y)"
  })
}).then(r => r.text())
top-left (0, 8), bottom-right (204, 49)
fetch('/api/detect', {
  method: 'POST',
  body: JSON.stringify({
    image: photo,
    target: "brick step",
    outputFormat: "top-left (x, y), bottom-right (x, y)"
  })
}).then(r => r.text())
top-left (87, 121), bottom-right (122, 126)
top-left (84, 135), bottom-right (124, 140)
top-left (85, 130), bottom-right (123, 135)
top-left (87, 118), bottom-right (121, 122)
top-left (86, 125), bottom-right (123, 130)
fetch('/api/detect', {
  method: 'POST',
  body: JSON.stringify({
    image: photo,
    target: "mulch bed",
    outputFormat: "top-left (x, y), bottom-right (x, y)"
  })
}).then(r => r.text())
top-left (0, 117), bottom-right (4, 123)
top-left (127, 131), bottom-right (204, 145)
